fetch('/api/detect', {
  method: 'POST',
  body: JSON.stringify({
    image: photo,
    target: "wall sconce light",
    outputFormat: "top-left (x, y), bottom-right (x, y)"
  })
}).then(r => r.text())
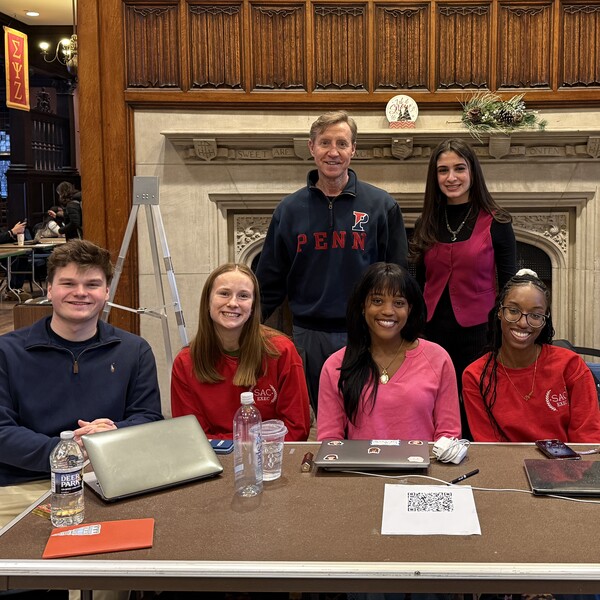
top-left (39, 0), bottom-right (78, 77)
top-left (39, 35), bottom-right (77, 76)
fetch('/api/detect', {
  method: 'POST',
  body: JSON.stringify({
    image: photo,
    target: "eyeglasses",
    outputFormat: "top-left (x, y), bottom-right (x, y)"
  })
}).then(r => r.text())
top-left (500, 306), bottom-right (547, 328)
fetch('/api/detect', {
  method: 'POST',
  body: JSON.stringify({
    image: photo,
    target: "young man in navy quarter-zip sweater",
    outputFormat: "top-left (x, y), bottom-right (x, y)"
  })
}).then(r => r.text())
top-left (0, 239), bottom-right (163, 528)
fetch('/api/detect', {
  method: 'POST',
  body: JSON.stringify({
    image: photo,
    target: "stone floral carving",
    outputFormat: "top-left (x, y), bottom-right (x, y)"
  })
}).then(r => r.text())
top-left (234, 216), bottom-right (271, 261)
top-left (512, 214), bottom-right (567, 255)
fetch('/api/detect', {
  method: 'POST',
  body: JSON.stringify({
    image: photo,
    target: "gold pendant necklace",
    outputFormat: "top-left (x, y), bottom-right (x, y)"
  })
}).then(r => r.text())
top-left (499, 346), bottom-right (540, 401)
top-left (444, 204), bottom-right (473, 242)
top-left (373, 339), bottom-right (406, 385)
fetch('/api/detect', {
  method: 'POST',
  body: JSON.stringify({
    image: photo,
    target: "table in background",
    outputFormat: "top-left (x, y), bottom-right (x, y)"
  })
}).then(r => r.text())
top-left (0, 241), bottom-right (64, 296)
top-left (0, 443), bottom-right (599, 595)
top-left (0, 246), bottom-right (36, 303)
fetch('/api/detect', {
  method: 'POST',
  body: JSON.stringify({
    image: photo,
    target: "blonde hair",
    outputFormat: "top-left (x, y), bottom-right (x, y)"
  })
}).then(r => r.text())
top-left (309, 110), bottom-right (357, 144)
top-left (189, 263), bottom-right (279, 386)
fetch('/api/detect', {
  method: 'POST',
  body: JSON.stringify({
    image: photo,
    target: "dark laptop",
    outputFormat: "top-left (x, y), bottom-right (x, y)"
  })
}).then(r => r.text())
top-left (314, 439), bottom-right (430, 471)
top-left (524, 458), bottom-right (600, 496)
top-left (82, 415), bottom-right (223, 501)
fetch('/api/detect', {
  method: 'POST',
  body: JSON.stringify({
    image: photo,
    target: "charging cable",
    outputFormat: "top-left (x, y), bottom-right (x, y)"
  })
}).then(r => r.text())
top-left (432, 436), bottom-right (470, 464)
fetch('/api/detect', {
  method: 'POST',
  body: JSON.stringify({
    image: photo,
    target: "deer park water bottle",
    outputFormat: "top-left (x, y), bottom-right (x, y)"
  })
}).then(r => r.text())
top-left (233, 391), bottom-right (263, 497)
top-left (50, 430), bottom-right (85, 527)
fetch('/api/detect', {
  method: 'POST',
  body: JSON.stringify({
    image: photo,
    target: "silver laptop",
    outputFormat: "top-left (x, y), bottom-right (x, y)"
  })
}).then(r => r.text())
top-left (524, 458), bottom-right (600, 497)
top-left (314, 439), bottom-right (430, 471)
top-left (82, 415), bottom-right (223, 501)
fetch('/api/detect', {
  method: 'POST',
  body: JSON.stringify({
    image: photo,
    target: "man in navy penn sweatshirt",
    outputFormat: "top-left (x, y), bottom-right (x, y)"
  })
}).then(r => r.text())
top-left (256, 111), bottom-right (408, 410)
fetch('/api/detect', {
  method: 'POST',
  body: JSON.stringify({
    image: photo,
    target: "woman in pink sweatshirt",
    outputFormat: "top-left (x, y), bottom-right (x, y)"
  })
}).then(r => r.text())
top-left (317, 262), bottom-right (461, 442)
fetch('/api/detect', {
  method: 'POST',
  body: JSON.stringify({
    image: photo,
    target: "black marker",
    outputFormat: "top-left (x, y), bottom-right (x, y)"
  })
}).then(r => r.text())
top-left (450, 469), bottom-right (479, 485)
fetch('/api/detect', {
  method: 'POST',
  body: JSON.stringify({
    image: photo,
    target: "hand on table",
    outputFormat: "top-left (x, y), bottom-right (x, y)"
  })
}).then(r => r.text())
top-left (73, 418), bottom-right (117, 450)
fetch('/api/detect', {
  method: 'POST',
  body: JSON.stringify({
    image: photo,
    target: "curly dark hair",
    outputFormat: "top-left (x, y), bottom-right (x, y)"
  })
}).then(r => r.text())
top-left (478, 271), bottom-right (554, 440)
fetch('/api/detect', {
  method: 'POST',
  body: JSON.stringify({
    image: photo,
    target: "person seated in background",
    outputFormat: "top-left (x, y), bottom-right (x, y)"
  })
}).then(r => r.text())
top-left (171, 263), bottom-right (310, 441)
top-left (34, 205), bottom-right (65, 241)
top-left (0, 239), bottom-right (163, 528)
top-left (463, 269), bottom-right (600, 442)
top-left (317, 262), bottom-right (461, 441)
top-left (0, 219), bottom-right (27, 245)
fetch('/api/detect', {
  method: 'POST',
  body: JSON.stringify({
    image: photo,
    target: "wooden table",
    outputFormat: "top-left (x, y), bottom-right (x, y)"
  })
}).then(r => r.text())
top-left (1, 442), bottom-right (600, 595)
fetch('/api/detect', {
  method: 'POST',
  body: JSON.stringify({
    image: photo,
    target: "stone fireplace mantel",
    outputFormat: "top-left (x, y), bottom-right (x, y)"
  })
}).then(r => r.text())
top-left (133, 109), bottom-right (600, 412)
top-left (162, 130), bottom-right (600, 163)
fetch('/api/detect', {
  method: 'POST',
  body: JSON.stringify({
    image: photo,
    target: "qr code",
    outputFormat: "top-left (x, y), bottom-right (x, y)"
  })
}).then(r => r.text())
top-left (407, 491), bottom-right (454, 512)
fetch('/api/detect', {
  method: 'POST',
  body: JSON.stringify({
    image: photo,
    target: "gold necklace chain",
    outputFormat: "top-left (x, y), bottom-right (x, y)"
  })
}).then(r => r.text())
top-left (373, 339), bottom-right (406, 385)
top-left (444, 204), bottom-right (473, 242)
top-left (498, 346), bottom-right (540, 401)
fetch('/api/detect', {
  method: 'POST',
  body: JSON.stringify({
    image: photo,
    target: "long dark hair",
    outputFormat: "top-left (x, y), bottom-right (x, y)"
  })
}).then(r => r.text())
top-left (411, 138), bottom-right (511, 260)
top-left (478, 271), bottom-right (555, 440)
top-left (338, 262), bottom-right (426, 425)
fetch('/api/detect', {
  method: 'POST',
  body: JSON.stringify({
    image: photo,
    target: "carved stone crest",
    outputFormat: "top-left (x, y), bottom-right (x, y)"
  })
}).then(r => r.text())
top-left (193, 139), bottom-right (217, 161)
top-left (587, 136), bottom-right (600, 159)
top-left (293, 138), bottom-right (312, 160)
top-left (391, 137), bottom-right (413, 160)
top-left (488, 135), bottom-right (511, 159)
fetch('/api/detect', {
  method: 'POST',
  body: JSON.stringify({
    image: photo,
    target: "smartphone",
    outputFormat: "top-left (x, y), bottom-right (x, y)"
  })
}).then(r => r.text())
top-left (210, 439), bottom-right (234, 454)
top-left (535, 439), bottom-right (581, 460)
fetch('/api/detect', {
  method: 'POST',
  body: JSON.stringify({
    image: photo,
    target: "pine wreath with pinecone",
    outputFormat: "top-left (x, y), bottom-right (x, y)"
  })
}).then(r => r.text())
top-left (461, 92), bottom-right (546, 140)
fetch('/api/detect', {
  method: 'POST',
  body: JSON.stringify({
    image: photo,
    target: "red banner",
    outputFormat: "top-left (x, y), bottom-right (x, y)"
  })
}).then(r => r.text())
top-left (4, 26), bottom-right (30, 111)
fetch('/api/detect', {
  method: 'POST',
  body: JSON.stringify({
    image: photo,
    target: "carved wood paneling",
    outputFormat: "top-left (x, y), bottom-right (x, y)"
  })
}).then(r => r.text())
top-left (188, 4), bottom-right (243, 89)
top-left (118, 0), bottom-right (600, 101)
top-left (561, 4), bottom-right (600, 87)
top-left (437, 4), bottom-right (490, 89)
top-left (250, 5), bottom-right (306, 90)
top-left (498, 4), bottom-right (552, 89)
top-left (374, 5), bottom-right (429, 90)
top-left (313, 5), bottom-right (367, 90)
top-left (124, 4), bottom-right (181, 88)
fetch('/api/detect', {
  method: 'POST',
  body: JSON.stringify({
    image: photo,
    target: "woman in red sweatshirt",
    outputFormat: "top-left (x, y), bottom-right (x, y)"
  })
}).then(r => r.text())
top-left (171, 263), bottom-right (310, 441)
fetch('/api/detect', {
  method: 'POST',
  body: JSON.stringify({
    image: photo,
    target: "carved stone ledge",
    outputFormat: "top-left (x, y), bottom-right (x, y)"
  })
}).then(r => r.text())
top-left (163, 131), bottom-right (600, 163)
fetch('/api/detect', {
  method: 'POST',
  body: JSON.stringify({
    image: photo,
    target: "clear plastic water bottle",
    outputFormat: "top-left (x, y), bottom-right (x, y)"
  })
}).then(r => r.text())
top-left (233, 391), bottom-right (263, 497)
top-left (50, 431), bottom-right (85, 527)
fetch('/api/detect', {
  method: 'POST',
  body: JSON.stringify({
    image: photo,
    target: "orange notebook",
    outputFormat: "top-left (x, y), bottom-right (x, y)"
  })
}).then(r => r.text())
top-left (42, 518), bottom-right (155, 559)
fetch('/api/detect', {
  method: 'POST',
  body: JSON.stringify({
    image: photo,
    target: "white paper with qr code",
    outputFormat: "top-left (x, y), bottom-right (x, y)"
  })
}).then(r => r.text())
top-left (381, 484), bottom-right (481, 535)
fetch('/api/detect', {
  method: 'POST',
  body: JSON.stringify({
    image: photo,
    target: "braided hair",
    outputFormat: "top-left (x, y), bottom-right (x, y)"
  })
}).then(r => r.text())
top-left (478, 269), bottom-right (555, 440)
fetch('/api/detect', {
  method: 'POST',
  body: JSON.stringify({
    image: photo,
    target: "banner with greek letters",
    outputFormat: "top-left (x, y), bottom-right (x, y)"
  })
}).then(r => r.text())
top-left (4, 26), bottom-right (30, 111)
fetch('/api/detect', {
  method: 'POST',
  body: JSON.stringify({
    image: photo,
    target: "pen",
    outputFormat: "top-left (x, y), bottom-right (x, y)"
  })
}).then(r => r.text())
top-left (450, 469), bottom-right (479, 485)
